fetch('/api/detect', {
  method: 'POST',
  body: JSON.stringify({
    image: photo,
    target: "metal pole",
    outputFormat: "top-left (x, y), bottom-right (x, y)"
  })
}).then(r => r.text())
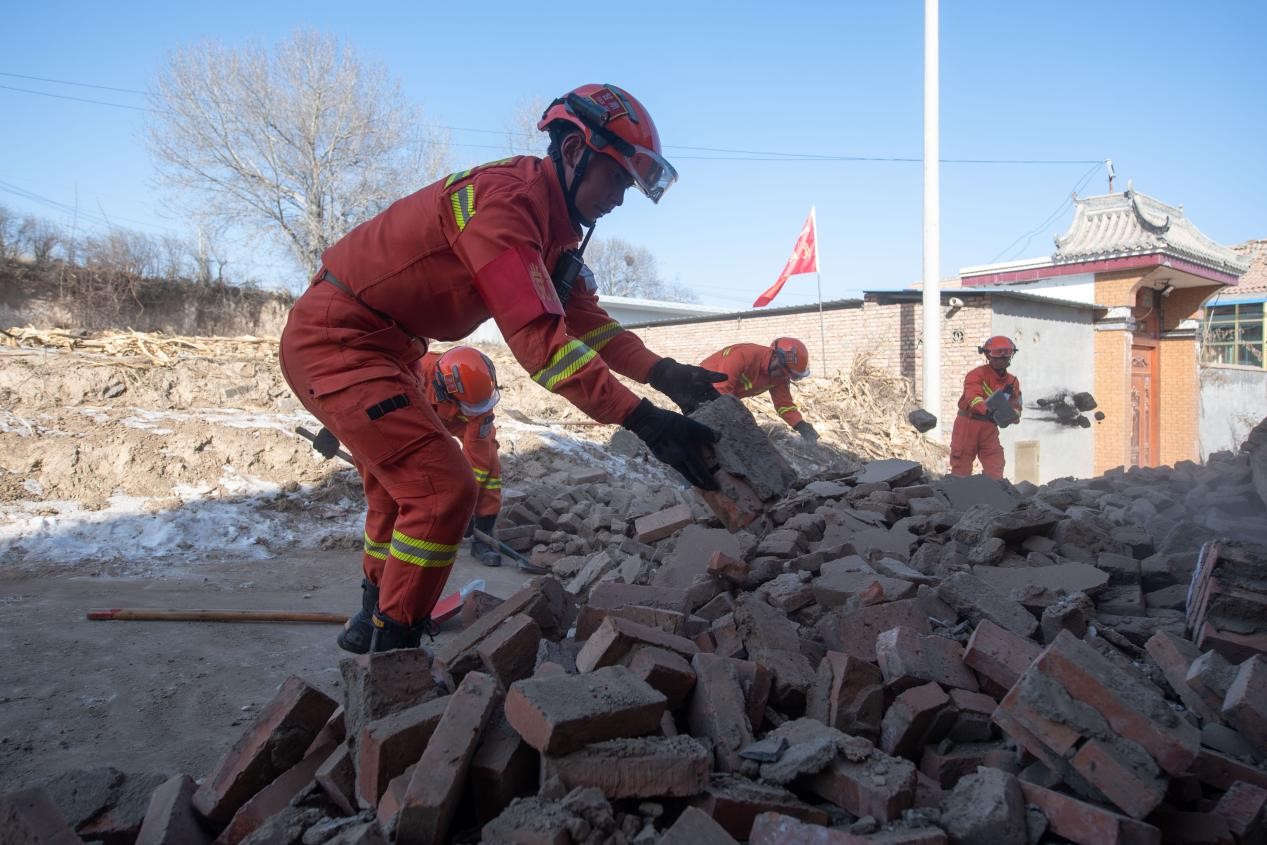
top-left (922, 0), bottom-right (942, 437)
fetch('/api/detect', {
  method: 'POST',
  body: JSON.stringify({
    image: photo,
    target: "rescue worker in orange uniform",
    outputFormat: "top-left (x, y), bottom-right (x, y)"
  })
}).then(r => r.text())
top-left (949, 336), bottom-right (1022, 479)
top-left (279, 83), bottom-right (726, 653)
top-left (700, 338), bottom-right (819, 443)
top-left (416, 346), bottom-right (505, 568)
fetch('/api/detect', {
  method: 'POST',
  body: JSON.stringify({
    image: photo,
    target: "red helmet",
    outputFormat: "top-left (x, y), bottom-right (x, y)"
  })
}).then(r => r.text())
top-left (434, 347), bottom-right (500, 415)
top-left (538, 84), bottom-right (677, 203)
top-left (771, 338), bottom-right (810, 380)
top-left (979, 336), bottom-right (1018, 360)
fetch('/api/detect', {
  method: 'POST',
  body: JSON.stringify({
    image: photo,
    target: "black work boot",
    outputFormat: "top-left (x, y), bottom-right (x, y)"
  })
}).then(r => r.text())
top-left (336, 578), bottom-right (379, 654)
top-left (367, 608), bottom-right (424, 653)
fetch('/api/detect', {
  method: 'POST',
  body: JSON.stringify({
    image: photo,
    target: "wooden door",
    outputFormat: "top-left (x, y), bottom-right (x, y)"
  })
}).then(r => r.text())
top-left (1130, 343), bottom-right (1157, 467)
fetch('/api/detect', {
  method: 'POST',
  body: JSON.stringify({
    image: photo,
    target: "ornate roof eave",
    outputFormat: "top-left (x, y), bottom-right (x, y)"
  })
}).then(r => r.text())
top-left (1052, 185), bottom-right (1250, 278)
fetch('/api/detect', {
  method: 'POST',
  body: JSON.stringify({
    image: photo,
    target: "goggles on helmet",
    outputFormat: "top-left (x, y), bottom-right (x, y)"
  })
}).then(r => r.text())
top-left (457, 388), bottom-right (500, 417)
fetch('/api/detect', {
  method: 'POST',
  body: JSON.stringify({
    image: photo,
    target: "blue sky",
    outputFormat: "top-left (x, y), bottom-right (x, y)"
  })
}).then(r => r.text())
top-left (2, 1), bottom-right (1263, 310)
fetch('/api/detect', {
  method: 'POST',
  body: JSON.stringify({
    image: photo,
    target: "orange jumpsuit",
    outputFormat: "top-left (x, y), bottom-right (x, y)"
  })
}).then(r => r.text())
top-left (417, 352), bottom-right (501, 519)
top-left (279, 156), bottom-right (661, 626)
top-left (949, 364), bottom-right (1022, 479)
top-left (700, 343), bottom-right (804, 429)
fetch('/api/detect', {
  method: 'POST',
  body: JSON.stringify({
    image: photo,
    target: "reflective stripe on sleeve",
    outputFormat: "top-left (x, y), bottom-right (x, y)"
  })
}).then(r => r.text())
top-left (777, 405), bottom-right (798, 415)
top-left (472, 467), bottom-right (502, 490)
top-left (578, 321), bottom-right (622, 352)
top-left (451, 185), bottom-right (476, 231)
top-left (531, 340), bottom-right (598, 392)
top-left (389, 530), bottom-right (458, 569)
top-left (740, 374), bottom-right (753, 390)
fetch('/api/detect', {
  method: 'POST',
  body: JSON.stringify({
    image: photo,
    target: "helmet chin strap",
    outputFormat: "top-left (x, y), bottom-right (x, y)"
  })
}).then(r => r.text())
top-left (550, 144), bottom-right (597, 232)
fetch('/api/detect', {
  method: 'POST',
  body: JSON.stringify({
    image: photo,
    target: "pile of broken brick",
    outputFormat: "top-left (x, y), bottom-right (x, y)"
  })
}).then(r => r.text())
top-left (6, 412), bottom-right (1267, 845)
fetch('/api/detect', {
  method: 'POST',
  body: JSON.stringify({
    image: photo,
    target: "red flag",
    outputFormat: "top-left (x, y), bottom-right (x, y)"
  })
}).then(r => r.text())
top-left (754, 208), bottom-right (818, 308)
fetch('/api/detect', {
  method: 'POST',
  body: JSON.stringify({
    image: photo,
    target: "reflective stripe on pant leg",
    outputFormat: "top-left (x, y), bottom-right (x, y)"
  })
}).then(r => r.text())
top-left (372, 425), bottom-right (478, 626)
top-left (978, 423), bottom-right (1006, 479)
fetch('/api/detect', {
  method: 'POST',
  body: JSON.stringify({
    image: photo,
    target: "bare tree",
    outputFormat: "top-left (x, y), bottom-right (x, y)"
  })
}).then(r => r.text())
top-left (0, 205), bottom-right (20, 263)
top-left (582, 236), bottom-right (696, 302)
top-left (146, 29), bottom-right (450, 282)
top-left (18, 216), bottom-right (61, 265)
top-left (505, 95), bottom-right (550, 157)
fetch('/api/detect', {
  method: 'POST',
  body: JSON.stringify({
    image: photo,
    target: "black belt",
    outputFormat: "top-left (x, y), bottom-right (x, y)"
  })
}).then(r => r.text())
top-left (313, 268), bottom-right (421, 343)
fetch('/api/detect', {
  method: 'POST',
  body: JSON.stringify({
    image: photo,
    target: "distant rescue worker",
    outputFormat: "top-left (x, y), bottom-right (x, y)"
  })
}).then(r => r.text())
top-left (700, 338), bottom-right (819, 443)
top-left (416, 347), bottom-right (505, 569)
top-left (279, 83), bottom-right (727, 653)
top-left (949, 336), bottom-right (1022, 479)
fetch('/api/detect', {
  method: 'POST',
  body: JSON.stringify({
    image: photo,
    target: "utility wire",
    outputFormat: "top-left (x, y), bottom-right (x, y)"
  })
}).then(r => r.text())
top-left (987, 162), bottom-right (1104, 264)
top-left (2, 73), bottom-right (1100, 167)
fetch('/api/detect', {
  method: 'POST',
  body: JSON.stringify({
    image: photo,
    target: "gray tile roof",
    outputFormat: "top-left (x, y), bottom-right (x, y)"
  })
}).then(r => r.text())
top-left (1053, 185), bottom-right (1250, 277)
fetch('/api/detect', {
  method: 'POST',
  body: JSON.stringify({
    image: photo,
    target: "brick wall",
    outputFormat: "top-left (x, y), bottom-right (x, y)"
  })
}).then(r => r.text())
top-left (1093, 329), bottom-right (1131, 475)
top-left (1094, 270), bottom-right (1150, 307)
top-left (628, 298), bottom-right (994, 439)
top-left (1158, 337), bottom-right (1199, 464)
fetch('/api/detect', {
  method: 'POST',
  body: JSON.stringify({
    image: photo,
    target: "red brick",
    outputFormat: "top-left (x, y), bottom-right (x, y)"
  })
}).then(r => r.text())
top-left (435, 579), bottom-right (565, 684)
top-left (575, 615), bottom-right (699, 673)
top-left (0, 789), bottom-right (82, 845)
top-left (710, 615), bottom-right (746, 659)
top-left (1144, 630), bottom-right (1221, 723)
top-left (1195, 622), bottom-right (1267, 664)
top-left (804, 738), bottom-right (917, 823)
top-left (1191, 747), bottom-right (1267, 791)
top-left (748, 647), bottom-right (815, 714)
top-left (748, 811), bottom-right (858, 844)
top-left (218, 730), bottom-right (339, 845)
top-left (659, 806), bottom-right (739, 845)
top-left (315, 743), bottom-right (357, 816)
top-left (469, 711), bottom-right (537, 825)
top-left (1223, 655), bottom-right (1267, 754)
top-left (918, 742), bottom-right (1014, 789)
top-left (505, 665), bottom-right (666, 755)
top-left (820, 598), bottom-right (930, 662)
top-left (813, 572), bottom-right (917, 607)
top-left (355, 695), bottom-right (450, 808)
top-left (688, 653), bottom-right (754, 773)
top-left (374, 763), bottom-right (415, 830)
top-left (575, 582), bottom-right (693, 638)
top-left (880, 682), bottom-right (951, 758)
top-left (459, 589), bottom-right (504, 630)
top-left (1037, 631), bottom-right (1199, 776)
top-left (339, 648), bottom-right (437, 749)
top-left (732, 658), bottom-right (773, 730)
top-left (395, 671), bottom-right (501, 845)
top-left (542, 735), bottom-right (711, 798)
top-left (963, 619), bottom-right (1041, 692)
top-left (476, 612), bottom-right (542, 689)
top-left (136, 775), bottom-right (213, 845)
top-left (1070, 738), bottom-right (1165, 821)
top-left (629, 646), bottom-right (698, 709)
top-left (947, 688), bottom-right (998, 742)
top-left (707, 550), bottom-right (751, 582)
top-left (700, 471), bottom-right (765, 533)
top-left (693, 774), bottom-right (829, 840)
top-left (876, 626), bottom-right (979, 692)
top-left (1019, 782), bottom-right (1160, 845)
top-left (1213, 780), bottom-right (1267, 839)
top-left (635, 503), bottom-right (694, 543)
top-left (807, 652), bottom-right (884, 738)
top-left (1186, 650), bottom-right (1239, 716)
top-left (192, 676), bottom-right (337, 825)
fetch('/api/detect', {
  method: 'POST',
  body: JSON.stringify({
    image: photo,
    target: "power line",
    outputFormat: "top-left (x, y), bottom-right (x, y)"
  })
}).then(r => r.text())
top-left (987, 162), bottom-right (1103, 263)
top-left (0, 71), bottom-right (148, 96)
top-left (2, 72), bottom-right (1100, 167)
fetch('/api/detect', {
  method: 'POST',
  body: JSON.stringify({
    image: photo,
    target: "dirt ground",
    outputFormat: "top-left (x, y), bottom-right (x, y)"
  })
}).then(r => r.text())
top-left (0, 546), bottom-right (535, 794)
top-left (0, 329), bottom-right (940, 794)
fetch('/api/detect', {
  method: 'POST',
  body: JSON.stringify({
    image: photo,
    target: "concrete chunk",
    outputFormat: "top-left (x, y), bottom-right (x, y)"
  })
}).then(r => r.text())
top-left (505, 665), bottom-right (666, 755)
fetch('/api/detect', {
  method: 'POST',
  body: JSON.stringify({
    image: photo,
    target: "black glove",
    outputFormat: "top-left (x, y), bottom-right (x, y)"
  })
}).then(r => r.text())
top-left (794, 421), bottom-right (819, 444)
top-left (647, 358), bottom-right (727, 414)
top-left (622, 398), bottom-right (721, 490)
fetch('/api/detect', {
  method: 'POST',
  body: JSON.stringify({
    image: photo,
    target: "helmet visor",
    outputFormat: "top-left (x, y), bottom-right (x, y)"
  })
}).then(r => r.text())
top-left (788, 367), bottom-right (810, 381)
top-left (458, 387), bottom-right (500, 417)
top-left (625, 144), bottom-right (677, 203)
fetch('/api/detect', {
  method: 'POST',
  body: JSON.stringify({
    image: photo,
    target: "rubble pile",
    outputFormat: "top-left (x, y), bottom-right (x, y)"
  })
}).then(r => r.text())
top-left (6, 419), bottom-right (1267, 844)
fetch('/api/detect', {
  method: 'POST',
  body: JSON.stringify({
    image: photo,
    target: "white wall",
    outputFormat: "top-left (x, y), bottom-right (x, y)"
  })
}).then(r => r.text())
top-left (1200, 366), bottom-right (1267, 456)
top-left (1011, 273), bottom-right (1097, 305)
top-left (989, 297), bottom-right (1097, 483)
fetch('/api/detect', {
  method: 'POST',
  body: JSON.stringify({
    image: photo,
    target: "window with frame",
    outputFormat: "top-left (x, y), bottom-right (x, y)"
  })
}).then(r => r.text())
top-left (1203, 303), bottom-right (1265, 368)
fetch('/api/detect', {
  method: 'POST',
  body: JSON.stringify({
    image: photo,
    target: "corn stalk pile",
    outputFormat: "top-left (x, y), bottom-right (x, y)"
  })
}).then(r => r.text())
top-left (1, 326), bottom-right (277, 364)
